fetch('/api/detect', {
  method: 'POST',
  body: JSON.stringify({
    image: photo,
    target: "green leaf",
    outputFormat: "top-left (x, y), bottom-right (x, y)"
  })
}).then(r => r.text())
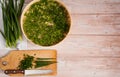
top-left (35, 61), bottom-right (57, 68)
top-left (36, 58), bottom-right (56, 61)
top-left (17, 0), bottom-right (25, 17)
top-left (0, 30), bottom-right (6, 39)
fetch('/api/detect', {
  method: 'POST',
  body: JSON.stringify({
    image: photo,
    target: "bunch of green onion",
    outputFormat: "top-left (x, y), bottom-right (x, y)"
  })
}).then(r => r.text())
top-left (0, 0), bottom-right (24, 48)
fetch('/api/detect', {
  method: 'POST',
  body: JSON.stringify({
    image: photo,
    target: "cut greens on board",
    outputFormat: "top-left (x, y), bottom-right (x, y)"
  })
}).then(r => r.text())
top-left (18, 54), bottom-right (57, 70)
top-left (0, 0), bottom-right (25, 48)
top-left (21, 0), bottom-right (71, 46)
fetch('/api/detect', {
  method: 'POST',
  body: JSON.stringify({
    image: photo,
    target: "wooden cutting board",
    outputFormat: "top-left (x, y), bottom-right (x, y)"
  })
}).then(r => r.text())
top-left (0, 50), bottom-right (57, 76)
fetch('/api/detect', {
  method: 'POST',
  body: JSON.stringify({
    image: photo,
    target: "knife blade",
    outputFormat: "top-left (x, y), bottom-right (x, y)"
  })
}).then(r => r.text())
top-left (4, 69), bottom-right (53, 76)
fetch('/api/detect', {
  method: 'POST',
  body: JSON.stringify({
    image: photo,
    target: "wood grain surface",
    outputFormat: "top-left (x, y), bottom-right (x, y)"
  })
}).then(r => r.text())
top-left (0, 0), bottom-right (120, 77)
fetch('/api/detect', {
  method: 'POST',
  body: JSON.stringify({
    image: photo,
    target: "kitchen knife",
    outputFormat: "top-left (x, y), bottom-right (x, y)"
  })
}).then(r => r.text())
top-left (4, 69), bottom-right (53, 76)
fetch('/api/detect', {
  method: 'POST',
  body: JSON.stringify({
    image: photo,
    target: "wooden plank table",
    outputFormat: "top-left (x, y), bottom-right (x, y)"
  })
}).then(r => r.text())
top-left (0, 0), bottom-right (120, 77)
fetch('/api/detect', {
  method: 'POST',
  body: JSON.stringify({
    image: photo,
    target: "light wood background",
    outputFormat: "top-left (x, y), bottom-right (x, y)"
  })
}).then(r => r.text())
top-left (0, 0), bottom-right (120, 77)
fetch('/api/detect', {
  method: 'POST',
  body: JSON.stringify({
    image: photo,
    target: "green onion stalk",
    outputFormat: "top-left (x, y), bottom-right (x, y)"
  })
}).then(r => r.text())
top-left (0, 0), bottom-right (25, 48)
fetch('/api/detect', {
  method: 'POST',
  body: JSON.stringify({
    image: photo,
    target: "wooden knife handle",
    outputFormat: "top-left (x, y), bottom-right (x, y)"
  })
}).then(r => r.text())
top-left (4, 70), bottom-right (24, 74)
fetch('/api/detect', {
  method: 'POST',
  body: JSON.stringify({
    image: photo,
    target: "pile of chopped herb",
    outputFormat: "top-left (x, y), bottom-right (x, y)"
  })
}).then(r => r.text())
top-left (18, 54), bottom-right (57, 70)
top-left (23, 0), bottom-right (70, 46)
top-left (18, 54), bottom-right (34, 70)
